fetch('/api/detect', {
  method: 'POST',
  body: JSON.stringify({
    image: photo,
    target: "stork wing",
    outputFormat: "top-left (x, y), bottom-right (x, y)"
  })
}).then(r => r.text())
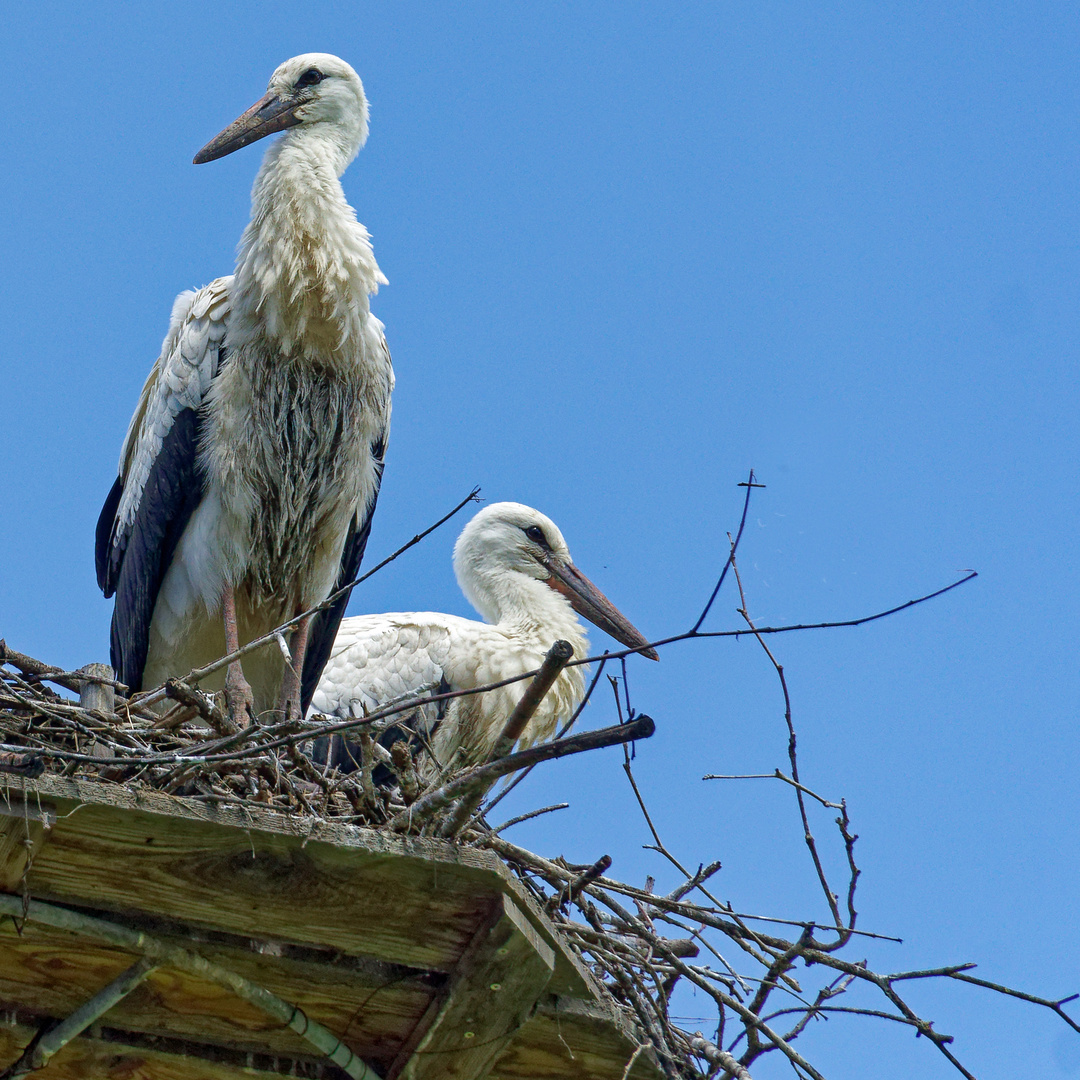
top-left (307, 612), bottom-right (466, 777)
top-left (95, 278), bottom-right (231, 689)
top-left (311, 613), bottom-right (477, 718)
top-left (299, 335), bottom-right (393, 713)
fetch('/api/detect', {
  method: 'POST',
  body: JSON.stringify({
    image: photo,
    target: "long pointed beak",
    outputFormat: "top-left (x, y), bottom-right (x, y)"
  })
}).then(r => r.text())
top-left (543, 556), bottom-right (659, 660)
top-left (194, 92), bottom-right (302, 164)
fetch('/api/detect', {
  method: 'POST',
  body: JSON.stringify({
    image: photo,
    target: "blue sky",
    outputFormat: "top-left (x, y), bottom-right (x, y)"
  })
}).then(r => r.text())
top-left (3, 3), bottom-right (1079, 1075)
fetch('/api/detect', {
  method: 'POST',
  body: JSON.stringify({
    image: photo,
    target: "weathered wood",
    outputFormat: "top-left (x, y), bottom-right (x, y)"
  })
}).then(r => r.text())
top-left (0, 774), bottom-right (665, 1079)
top-left (0, 916), bottom-right (434, 1064)
top-left (0, 1015), bottom-right (338, 1079)
top-left (491, 998), bottom-right (661, 1080)
top-left (1, 956), bottom-right (157, 1078)
top-left (77, 664), bottom-right (115, 715)
top-left (0, 774), bottom-right (592, 996)
top-left (0, 797), bottom-right (53, 892)
top-left (0, 894), bottom-right (379, 1079)
top-left (394, 895), bottom-right (555, 1080)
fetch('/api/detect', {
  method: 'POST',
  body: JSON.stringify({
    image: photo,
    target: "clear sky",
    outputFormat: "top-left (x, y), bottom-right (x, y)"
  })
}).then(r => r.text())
top-left (3, 3), bottom-right (1078, 1076)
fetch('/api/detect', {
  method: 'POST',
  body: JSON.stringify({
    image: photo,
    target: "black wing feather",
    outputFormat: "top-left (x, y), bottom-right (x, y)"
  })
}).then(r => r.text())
top-left (300, 439), bottom-right (387, 714)
top-left (95, 475), bottom-right (124, 596)
top-left (107, 408), bottom-right (206, 690)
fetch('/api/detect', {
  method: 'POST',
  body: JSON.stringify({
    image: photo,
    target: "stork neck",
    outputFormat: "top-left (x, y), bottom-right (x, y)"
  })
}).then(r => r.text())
top-left (229, 132), bottom-right (387, 365)
top-left (486, 578), bottom-right (590, 660)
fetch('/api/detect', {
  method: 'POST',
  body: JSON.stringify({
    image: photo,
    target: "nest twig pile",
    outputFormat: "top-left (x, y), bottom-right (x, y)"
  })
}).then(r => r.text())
top-left (1, 638), bottom-right (1076, 1080)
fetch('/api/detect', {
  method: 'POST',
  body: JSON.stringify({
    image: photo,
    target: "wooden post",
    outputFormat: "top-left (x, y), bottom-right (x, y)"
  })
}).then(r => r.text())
top-left (77, 664), bottom-right (115, 715)
top-left (390, 895), bottom-right (555, 1080)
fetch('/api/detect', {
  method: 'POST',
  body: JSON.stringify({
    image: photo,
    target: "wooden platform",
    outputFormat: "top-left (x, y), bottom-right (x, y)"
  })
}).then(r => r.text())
top-left (0, 775), bottom-right (660, 1079)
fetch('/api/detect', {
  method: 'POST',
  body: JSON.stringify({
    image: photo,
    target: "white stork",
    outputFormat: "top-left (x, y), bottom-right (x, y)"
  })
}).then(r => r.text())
top-left (95, 54), bottom-right (393, 724)
top-left (310, 502), bottom-right (658, 775)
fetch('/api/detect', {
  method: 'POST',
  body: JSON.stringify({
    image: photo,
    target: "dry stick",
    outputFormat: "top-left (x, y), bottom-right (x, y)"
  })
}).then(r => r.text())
top-left (617, 751), bottom-right (781, 971)
top-left (0, 894), bottom-right (378, 1080)
top-left (776, 970), bottom-right (858, 1044)
top-left (0, 957), bottom-right (158, 1079)
top-left (388, 741), bottom-right (420, 804)
top-left (547, 855), bottom-right (613, 913)
top-left (703, 771), bottom-right (842, 810)
top-left (482, 653), bottom-right (612, 820)
top-left (0, 642), bottom-right (127, 695)
top-left (163, 679), bottom-right (236, 736)
top-left (487, 835), bottom-right (798, 999)
top-left (729, 550), bottom-right (848, 939)
top-left (485, 834), bottom-right (893, 950)
top-left (562, 568), bottom-right (980, 672)
top-left (389, 715), bottom-right (655, 833)
top-left (585, 887), bottom-right (826, 1080)
top-left (444, 639), bottom-right (574, 837)
top-left (490, 802), bottom-right (569, 835)
top-left (690, 468), bottom-right (762, 634)
top-left (491, 640), bottom-right (574, 761)
top-left (498, 832), bottom-right (960, 1076)
top-left (135, 488), bottom-right (481, 712)
top-left (897, 969), bottom-right (1080, 1035)
top-left (688, 1034), bottom-right (753, 1080)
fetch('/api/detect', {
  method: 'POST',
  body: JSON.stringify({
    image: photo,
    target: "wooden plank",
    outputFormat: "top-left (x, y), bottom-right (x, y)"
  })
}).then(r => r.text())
top-left (0, 774), bottom-right (593, 997)
top-left (0, 1014), bottom-right (340, 1079)
top-left (0, 917), bottom-right (434, 1066)
top-left (491, 998), bottom-right (662, 1080)
top-left (0, 795), bottom-right (53, 891)
top-left (394, 895), bottom-right (555, 1080)
top-left (0, 773), bottom-right (662, 1079)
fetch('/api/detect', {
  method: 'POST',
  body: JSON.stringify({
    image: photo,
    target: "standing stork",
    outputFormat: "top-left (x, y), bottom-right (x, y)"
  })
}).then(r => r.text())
top-left (95, 54), bottom-right (393, 724)
top-left (311, 503), bottom-right (658, 775)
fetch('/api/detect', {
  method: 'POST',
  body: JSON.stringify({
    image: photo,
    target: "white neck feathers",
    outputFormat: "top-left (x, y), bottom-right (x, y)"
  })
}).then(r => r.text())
top-left (229, 130), bottom-right (387, 365)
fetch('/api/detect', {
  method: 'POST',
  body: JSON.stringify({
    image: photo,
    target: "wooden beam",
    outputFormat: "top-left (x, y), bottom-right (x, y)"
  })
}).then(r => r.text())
top-left (0, 916), bottom-right (435, 1065)
top-left (0, 957), bottom-right (157, 1078)
top-left (491, 998), bottom-right (662, 1080)
top-left (0, 1014), bottom-right (340, 1080)
top-left (0, 893), bottom-right (379, 1080)
top-left (0, 774), bottom-right (593, 996)
top-left (0, 797), bottom-right (53, 892)
top-left (392, 895), bottom-right (555, 1080)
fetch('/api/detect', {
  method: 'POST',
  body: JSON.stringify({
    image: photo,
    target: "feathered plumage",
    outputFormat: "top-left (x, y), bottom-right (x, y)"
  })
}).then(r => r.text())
top-left (96, 54), bottom-right (392, 721)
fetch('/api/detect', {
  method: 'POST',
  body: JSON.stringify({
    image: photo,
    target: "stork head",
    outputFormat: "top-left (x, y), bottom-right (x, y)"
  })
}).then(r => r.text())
top-left (194, 54), bottom-right (369, 169)
top-left (453, 503), bottom-right (659, 660)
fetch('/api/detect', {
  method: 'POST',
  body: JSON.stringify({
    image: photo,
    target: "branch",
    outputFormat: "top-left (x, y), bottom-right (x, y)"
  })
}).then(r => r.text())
top-left (389, 715), bottom-right (655, 832)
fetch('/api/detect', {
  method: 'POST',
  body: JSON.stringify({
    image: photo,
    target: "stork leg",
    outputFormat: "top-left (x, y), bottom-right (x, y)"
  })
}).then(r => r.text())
top-left (277, 613), bottom-right (312, 722)
top-left (222, 584), bottom-right (255, 728)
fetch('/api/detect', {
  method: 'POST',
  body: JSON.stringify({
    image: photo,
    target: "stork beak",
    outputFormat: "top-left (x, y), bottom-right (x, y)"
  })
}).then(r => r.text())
top-left (194, 92), bottom-right (302, 164)
top-left (543, 556), bottom-right (659, 661)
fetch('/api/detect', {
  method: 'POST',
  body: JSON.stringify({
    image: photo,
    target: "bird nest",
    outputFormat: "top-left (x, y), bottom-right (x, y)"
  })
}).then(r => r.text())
top-left (2, 639), bottom-right (1076, 1080)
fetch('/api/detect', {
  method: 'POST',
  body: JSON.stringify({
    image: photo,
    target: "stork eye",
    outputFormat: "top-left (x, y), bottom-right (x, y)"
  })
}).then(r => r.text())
top-left (524, 525), bottom-right (549, 548)
top-left (295, 69), bottom-right (325, 88)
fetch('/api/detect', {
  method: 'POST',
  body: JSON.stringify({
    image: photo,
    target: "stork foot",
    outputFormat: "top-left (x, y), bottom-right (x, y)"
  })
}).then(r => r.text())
top-left (276, 613), bottom-right (311, 723)
top-left (276, 667), bottom-right (301, 723)
top-left (225, 663), bottom-right (255, 729)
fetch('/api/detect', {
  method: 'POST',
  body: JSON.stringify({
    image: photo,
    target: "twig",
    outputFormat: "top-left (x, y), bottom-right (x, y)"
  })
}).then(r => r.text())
top-left (489, 803), bottom-right (570, 835)
top-left (389, 716), bottom-right (655, 833)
